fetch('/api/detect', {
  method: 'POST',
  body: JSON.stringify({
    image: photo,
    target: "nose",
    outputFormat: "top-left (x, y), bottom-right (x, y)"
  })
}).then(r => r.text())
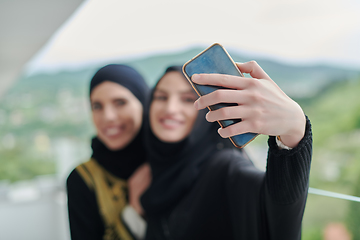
top-left (103, 105), bottom-right (117, 122)
top-left (165, 97), bottom-right (180, 114)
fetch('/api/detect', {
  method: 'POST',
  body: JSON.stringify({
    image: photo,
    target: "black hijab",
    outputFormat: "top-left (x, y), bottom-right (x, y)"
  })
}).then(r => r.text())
top-left (89, 64), bottom-right (149, 180)
top-left (141, 66), bottom-right (233, 215)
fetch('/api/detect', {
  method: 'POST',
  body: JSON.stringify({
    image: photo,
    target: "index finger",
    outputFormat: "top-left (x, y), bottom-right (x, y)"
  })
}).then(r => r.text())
top-left (191, 73), bottom-right (253, 90)
top-left (236, 61), bottom-right (271, 81)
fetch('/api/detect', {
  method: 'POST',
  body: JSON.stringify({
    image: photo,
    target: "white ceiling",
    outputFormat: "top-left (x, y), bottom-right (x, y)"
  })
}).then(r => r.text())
top-left (27, 0), bottom-right (360, 75)
top-left (1, 0), bottom-right (359, 99)
top-left (0, 0), bottom-right (83, 98)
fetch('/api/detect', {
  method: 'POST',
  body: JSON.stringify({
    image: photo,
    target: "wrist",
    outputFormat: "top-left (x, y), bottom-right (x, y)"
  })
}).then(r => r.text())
top-left (276, 136), bottom-right (292, 150)
top-left (279, 114), bottom-right (306, 148)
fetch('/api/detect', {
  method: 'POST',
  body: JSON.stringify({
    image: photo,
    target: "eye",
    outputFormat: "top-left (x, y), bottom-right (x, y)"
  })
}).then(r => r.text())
top-left (114, 99), bottom-right (127, 106)
top-left (153, 94), bottom-right (167, 101)
top-left (91, 102), bottom-right (102, 111)
top-left (182, 95), bottom-right (197, 103)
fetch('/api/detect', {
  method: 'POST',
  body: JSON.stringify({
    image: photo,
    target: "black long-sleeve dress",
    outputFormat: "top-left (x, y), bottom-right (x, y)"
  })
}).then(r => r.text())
top-left (144, 118), bottom-right (312, 240)
top-left (67, 167), bottom-right (105, 240)
top-left (67, 136), bottom-right (146, 240)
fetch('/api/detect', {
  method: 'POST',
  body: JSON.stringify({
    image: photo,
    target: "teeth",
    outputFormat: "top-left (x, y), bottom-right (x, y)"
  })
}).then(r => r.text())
top-left (105, 128), bottom-right (120, 136)
top-left (163, 119), bottom-right (181, 126)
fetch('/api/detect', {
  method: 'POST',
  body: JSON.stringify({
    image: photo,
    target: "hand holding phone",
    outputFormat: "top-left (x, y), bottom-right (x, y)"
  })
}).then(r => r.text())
top-left (182, 43), bottom-right (258, 148)
top-left (184, 44), bottom-right (307, 149)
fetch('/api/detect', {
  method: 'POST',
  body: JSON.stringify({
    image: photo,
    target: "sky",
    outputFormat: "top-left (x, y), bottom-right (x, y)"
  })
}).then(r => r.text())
top-left (26, 0), bottom-right (360, 74)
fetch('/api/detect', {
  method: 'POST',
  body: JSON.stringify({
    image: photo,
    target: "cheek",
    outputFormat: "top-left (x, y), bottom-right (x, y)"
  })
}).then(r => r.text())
top-left (149, 103), bottom-right (160, 127)
top-left (186, 108), bottom-right (199, 125)
top-left (122, 103), bottom-right (143, 131)
top-left (132, 105), bottom-right (143, 128)
top-left (182, 107), bottom-right (198, 134)
top-left (92, 112), bottom-right (102, 131)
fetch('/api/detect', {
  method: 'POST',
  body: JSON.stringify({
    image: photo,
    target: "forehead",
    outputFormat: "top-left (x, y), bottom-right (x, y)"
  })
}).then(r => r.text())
top-left (156, 72), bottom-right (193, 93)
top-left (90, 81), bottom-right (136, 101)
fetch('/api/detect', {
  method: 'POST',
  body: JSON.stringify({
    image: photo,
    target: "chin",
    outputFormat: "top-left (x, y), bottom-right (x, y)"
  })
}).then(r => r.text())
top-left (107, 144), bottom-right (125, 151)
top-left (102, 138), bottom-right (130, 151)
top-left (158, 133), bottom-right (186, 143)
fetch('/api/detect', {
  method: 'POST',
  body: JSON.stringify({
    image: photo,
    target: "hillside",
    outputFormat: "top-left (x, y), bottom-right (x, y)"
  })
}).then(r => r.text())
top-left (1, 47), bottom-right (360, 182)
top-left (300, 78), bottom-right (360, 240)
top-left (302, 79), bottom-right (360, 146)
top-left (2, 47), bottom-right (360, 239)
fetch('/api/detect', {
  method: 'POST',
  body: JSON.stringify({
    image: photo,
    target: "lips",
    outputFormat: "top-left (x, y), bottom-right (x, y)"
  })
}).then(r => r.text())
top-left (159, 117), bottom-right (184, 129)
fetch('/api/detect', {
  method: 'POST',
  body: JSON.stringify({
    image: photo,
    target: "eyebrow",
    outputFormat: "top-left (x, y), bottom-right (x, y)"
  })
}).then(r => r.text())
top-left (155, 88), bottom-right (195, 94)
top-left (90, 96), bottom-right (127, 103)
top-left (112, 97), bottom-right (127, 100)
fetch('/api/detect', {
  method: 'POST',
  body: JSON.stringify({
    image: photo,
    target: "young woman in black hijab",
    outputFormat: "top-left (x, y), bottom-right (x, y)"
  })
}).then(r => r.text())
top-left (141, 64), bottom-right (312, 240)
top-left (67, 64), bottom-right (151, 240)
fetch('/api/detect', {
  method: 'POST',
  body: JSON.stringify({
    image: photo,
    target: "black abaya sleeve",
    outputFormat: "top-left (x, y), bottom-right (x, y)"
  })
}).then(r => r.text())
top-left (264, 117), bottom-right (312, 239)
top-left (66, 169), bottom-right (104, 240)
top-left (226, 117), bottom-right (312, 240)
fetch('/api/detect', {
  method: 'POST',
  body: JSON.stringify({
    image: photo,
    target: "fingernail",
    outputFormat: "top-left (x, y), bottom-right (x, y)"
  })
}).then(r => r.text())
top-left (192, 74), bottom-right (200, 82)
top-left (193, 100), bottom-right (199, 109)
top-left (205, 112), bottom-right (210, 121)
top-left (217, 128), bottom-right (226, 138)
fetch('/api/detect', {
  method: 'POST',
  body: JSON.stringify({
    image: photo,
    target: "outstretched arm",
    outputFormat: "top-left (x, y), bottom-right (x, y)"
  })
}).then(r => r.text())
top-left (193, 61), bottom-right (312, 239)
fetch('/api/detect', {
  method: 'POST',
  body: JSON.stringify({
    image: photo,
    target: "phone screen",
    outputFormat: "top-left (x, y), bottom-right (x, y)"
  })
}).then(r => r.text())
top-left (182, 43), bottom-right (258, 148)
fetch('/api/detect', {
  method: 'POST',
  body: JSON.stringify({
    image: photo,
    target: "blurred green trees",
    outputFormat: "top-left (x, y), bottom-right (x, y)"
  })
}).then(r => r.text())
top-left (0, 50), bottom-right (360, 239)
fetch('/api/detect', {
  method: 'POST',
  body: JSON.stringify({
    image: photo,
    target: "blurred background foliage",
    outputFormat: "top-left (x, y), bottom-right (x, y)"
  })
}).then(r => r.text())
top-left (1, 48), bottom-right (360, 239)
top-left (297, 78), bottom-right (360, 240)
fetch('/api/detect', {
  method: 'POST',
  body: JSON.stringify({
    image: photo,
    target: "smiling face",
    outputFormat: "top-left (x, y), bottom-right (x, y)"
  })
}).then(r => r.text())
top-left (91, 81), bottom-right (143, 150)
top-left (150, 71), bottom-right (198, 143)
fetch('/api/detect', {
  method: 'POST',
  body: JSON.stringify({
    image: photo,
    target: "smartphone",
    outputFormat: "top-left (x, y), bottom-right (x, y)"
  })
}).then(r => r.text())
top-left (182, 43), bottom-right (258, 148)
